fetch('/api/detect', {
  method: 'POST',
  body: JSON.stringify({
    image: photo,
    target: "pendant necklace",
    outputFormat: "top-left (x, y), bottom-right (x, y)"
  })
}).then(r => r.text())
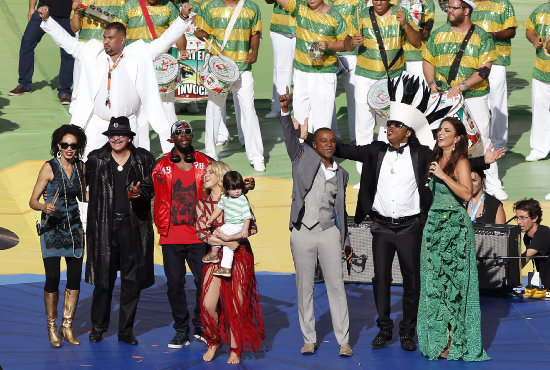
top-left (390, 153), bottom-right (399, 174)
top-left (117, 164), bottom-right (123, 172)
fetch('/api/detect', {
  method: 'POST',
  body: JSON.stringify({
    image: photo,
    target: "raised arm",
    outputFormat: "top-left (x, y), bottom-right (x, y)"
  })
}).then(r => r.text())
top-left (147, 4), bottom-right (193, 58)
top-left (39, 6), bottom-right (87, 59)
top-left (70, 0), bottom-right (83, 33)
top-left (279, 87), bottom-right (304, 162)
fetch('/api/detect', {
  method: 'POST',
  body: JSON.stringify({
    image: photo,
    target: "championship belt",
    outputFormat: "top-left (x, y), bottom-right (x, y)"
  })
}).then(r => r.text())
top-left (78, 4), bottom-right (116, 24)
top-left (153, 54), bottom-right (181, 93)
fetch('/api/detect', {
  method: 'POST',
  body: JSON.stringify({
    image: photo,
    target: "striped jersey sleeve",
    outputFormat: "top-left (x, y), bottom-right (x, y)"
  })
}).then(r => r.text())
top-left (118, 0), bottom-right (179, 44)
top-left (195, 0), bottom-right (262, 72)
top-left (270, 2), bottom-right (296, 35)
top-left (332, 0), bottom-right (361, 56)
top-left (471, 0), bottom-right (517, 66)
top-left (423, 23), bottom-right (497, 98)
top-left (524, 2), bottom-right (550, 82)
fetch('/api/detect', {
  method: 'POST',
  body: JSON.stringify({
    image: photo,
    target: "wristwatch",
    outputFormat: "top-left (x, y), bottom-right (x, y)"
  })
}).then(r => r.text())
top-left (460, 81), bottom-right (468, 92)
top-left (179, 13), bottom-right (189, 20)
top-left (428, 80), bottom-right (436, 86)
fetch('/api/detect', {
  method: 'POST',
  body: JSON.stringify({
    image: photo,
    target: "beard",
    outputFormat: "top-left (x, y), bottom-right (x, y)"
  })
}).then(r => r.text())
top-left (448, 13), bottom-right (465, 27)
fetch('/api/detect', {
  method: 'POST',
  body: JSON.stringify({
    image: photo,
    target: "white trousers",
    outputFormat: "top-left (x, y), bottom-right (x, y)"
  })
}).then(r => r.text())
top-left (216, 222), bottom-right (244, 269)
top-left (270, 31), bottom-right (296, 113)
top-left (82, 114), bottom-right (138, 160)
top-left (405, 61), bottom-right (427, 84)
top-left (332, 54), bottom-right (357, 142)
top-left (487, 65), bottom-right (509, 150)
top-left (354, 75), bottom-right (383, 173)
top-left (204, 70), bottom-right (264, 164)
top-left (530, 78), bottom-right (550, 157)
top-left (465, 95), bottom-right (504, 192)
top-left (135, 92), bottom-right (175, 154)
top-left (292, 69), bottom-right (337, 133)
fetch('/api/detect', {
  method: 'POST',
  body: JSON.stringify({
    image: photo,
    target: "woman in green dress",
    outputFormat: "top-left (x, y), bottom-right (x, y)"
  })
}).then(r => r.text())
top-left (417, 117), bottom-right (490, 361)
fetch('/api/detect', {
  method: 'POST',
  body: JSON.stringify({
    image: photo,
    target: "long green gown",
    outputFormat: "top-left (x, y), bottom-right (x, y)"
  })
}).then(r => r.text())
top-left (417, 177), bottom-right (490, 361)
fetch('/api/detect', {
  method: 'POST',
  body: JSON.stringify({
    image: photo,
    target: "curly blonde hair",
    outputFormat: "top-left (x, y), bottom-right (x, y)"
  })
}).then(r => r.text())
top-left (203, 160), bottom-right (231, 195)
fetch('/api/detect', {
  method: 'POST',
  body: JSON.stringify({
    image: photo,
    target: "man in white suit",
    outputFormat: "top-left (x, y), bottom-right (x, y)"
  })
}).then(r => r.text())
top-left (37, 3), bottom-right (194, 158)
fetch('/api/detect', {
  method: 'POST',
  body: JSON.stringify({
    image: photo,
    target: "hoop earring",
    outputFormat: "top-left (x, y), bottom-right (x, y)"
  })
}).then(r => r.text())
top-left (57, 151), bottom-right (62, 159)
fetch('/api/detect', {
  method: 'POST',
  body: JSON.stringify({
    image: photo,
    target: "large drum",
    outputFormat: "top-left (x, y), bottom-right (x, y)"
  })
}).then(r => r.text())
top-left (153, 53), bottom-right (181, 93)
top-left (399, 0), bottom-right (423, 26)
top-left (198, 54), bottom-right (240, 95)
top-left (367, 79), bottom-right (391, 122)
top-left (174, 31), bottom-right (209, 102)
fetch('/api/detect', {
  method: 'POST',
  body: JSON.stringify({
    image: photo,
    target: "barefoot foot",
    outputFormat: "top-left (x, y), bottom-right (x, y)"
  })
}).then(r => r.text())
top-left (203, 345), bottom-right (218, 362)
top-left (227, 351), bottom-right (240, 364)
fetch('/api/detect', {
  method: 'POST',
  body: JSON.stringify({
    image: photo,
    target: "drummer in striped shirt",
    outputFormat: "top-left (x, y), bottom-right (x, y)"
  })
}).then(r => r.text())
top-left (350, 0), bottom-right (420, 177)
top-left (275, 0), bottom-right (354, 135)
top-left (471, 0), bottom-right (517, 153)
top-left (194, 0), bottom-right (266, 172)
top-left (117, 0), bottom-right (186, 152)
top-left (265, 0), bottom-right (296, 119)
top-left (399, 0), bottom-right (436, 80)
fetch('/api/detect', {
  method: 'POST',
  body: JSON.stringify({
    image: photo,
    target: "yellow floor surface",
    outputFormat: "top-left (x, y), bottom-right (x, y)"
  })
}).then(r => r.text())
top-left (2, 160), bottom-right (549, 276)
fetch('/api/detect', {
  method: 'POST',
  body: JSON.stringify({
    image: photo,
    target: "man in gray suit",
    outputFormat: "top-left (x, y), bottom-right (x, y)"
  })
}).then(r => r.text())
top-left (279, 87), bottom-right (353, 357)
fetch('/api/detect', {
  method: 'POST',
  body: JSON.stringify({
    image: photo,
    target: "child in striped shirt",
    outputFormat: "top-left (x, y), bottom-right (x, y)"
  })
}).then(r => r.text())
top-left (204, 171), bottom-right (252, 277)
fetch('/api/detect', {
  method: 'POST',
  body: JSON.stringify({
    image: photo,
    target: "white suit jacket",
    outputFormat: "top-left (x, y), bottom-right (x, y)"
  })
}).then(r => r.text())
top-left (40, 17), bottom-right (191, 135)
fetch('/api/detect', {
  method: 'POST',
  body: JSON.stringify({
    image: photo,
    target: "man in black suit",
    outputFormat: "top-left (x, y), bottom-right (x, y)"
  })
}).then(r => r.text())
top-left (300, 80), bottom-right (505, 352)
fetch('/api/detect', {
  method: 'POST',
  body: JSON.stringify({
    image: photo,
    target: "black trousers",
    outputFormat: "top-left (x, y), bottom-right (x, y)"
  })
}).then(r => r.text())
top-left (162, 243), bottom-right (207, 333)
top-left (91, 214), bottom-right (140, 335)
top-left (370, 217), bottom-right (422, 336)
top-left (43, 256), bottom-right (83, 293)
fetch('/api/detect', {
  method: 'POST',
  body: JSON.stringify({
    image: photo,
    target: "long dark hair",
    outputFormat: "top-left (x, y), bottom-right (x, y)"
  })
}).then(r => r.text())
top-left (429, 117), bottom-right (468, 178)
top-left (50, 124), bottom-right (87, 159)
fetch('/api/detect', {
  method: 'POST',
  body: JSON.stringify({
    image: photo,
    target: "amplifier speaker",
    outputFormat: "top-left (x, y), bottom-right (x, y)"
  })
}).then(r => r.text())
top-left (315, 218), bottom-right (522, 294)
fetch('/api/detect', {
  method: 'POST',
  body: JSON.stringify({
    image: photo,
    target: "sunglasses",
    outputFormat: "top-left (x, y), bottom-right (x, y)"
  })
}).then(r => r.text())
top-left (173, 128), bottom-right (192, 136)
top-left (59, 142), bottom-right (79, 150)
top-left (108, 134), bottom-right (127, 139)
top-left (386, 121), bottom-right (405, 128)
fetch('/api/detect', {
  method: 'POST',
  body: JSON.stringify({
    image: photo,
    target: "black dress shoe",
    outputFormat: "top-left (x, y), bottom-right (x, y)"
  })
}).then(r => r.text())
top-left (400, 335), bottom-right (417, 351)
top-left (118, 332), bottom-right (138, 345)
top-left (371, 329), bottom-right (392, 349)
top-left (89, 329), bottom-right (104, 343)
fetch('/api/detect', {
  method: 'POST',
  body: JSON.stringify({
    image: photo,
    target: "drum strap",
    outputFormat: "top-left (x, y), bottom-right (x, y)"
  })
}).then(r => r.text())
top-left (221, 0), bottom-right (245, 51)
top-left (138, 0), bottom-right (158, 39)
top-left (447, 24), bottom-right (475, 86)
top-left (369, 7), bottom-right (403, 76)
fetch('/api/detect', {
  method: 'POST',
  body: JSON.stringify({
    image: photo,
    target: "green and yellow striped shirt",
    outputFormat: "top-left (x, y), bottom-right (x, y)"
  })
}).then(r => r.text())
top-left (77, 0), bottom-right (125, 41)
top-left (471, 0), bottom-right (517, 66)
top-left (524, 2), bottom-right (550, 82)
top-left (195, 0), bottom-right (262, 72)
top-left (397, 0), bottom-right (435, 62)
top-left (284, 0), bottom-right (349, 73)
top-left (270, 3), bottom-right (296, 35)
top-left (118, 0), bottom-right (179, 44)
top-left (423, 23), bottom-right (497, 98)
top-left (354, 5), bottom-right (418, 79)
top-left (332, 0), bottom-right (361, 56)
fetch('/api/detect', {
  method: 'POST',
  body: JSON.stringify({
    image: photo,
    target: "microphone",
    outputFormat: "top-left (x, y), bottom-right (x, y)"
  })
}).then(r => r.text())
top-left (505, 215), bottom-right (517, 225)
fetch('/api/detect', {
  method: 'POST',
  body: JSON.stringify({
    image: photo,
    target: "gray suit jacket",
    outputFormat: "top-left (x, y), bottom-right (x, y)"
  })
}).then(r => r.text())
top-left (280, 114), bottom-right (350, 246)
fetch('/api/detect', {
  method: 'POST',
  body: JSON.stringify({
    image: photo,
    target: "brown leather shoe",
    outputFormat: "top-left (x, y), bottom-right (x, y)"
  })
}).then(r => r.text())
top-left (59, 94), bottom-right (71, 105)
top-left (339, 343), bottom-right (353, 357)
top-left (8, 85), bottom-right (31, 96)
top-left (300, 343), bottom-right (317, 355)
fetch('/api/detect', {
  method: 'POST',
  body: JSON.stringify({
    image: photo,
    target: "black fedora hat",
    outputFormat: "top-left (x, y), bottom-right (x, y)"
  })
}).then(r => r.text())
top-left (102, 116), bottom-right (136, 136)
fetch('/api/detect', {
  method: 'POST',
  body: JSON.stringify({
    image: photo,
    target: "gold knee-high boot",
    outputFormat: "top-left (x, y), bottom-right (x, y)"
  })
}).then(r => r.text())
top-left (59, 288), bottom-right (81, 345)
top-left (44, 291), bottom-right (62, 348)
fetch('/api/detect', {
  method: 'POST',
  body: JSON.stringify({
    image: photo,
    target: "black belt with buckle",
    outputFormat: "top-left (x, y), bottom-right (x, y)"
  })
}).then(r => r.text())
top-left (371, 211), bottom-right (420, 225)
top-left (113, 212), bottom-right (129, 220)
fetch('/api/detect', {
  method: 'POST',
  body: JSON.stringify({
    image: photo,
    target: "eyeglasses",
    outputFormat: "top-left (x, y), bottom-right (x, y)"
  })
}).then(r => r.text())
top-left (59, 142), bottom-right (78, 150)
top-left (386, 121), bottom-right (405, 128)
top-left (516, 216), bottom-right (532, 222)
top-left (108, 134), bottom-right (127, 139)
top-left (448, 6), bottom-right (466, 10)
top-left (173, 128), bottom-right (193, 136)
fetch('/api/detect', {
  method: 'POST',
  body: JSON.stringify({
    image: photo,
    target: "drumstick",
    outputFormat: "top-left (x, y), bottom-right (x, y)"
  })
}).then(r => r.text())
top-left (356, 6), bottom-right (361, 34)
top-left (44, 189), bottom-right (60, 223)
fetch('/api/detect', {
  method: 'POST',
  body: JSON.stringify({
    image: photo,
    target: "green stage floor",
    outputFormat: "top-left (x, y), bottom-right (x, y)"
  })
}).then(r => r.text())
top-left (0, 0), bottom-right (548, 201)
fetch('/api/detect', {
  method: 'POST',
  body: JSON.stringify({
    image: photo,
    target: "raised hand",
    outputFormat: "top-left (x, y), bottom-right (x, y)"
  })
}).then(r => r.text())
top-left (180, 2), bottom-right (193, 18)
top-left (483, 143), bottom-right (506, 164)
top-left (396, 9), bottom-right (406, 26)
top-left (279, 85), bottom-right (291, 112)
